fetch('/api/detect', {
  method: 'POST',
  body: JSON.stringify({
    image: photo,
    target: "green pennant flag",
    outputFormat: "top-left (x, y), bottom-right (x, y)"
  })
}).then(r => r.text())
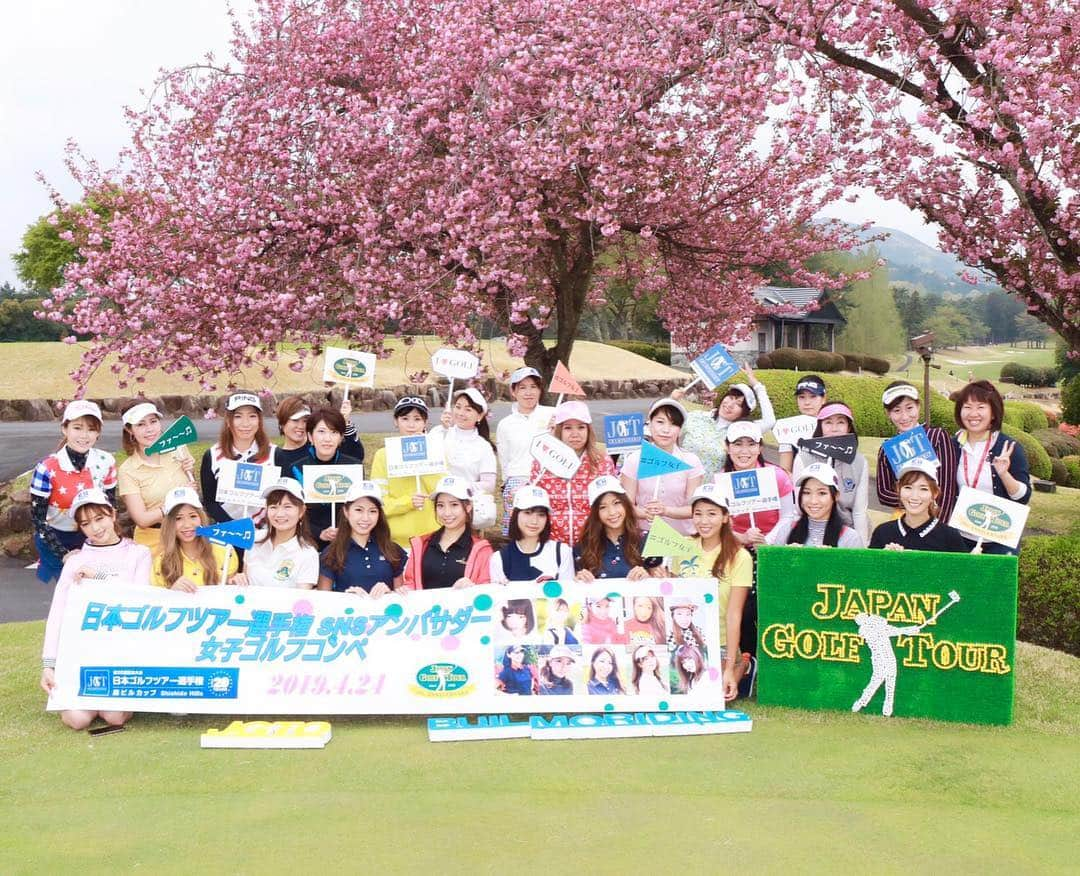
top-left (146, 416), bottom-right (197, 455)
top-left (642, 517), bottom-right (698, 558)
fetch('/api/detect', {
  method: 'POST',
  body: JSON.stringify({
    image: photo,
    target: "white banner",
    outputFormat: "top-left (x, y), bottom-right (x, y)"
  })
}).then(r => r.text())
top-left (302, 464), bottom-right (365, 504)
top-left (384, 434), bottom-right (446, 479)
top-left (431, 348), bottom-right (480, 380)
top-left (215, 461), bottom-right (281, 508)
top-left (48, 579), bottom-right (724, 715)
top-left (947, 485), bottom-right (1030, 549)
top-left (323, 347), bottom-right (377, 387)
top-left (715, 467), bottom-right (780, 516)
top-left (771, 415), bottom-right (817, 447)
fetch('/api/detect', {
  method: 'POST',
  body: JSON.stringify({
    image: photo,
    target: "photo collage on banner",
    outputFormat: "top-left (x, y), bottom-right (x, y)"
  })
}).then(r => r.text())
top-left (491, 592), bottom-right (713, 698)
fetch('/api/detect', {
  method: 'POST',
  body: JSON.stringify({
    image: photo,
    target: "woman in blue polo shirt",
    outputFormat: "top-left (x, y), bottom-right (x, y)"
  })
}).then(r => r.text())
top-left (573, 475), bottom-right (655, 581)
top-left (317, 482), bottom-right (404, 596)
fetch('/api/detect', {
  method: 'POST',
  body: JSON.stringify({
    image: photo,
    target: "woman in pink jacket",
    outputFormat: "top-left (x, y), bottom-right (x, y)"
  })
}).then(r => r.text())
top-left (403, 476), bottom-right (493, 589)
top-left (40, 488), bottom-right (152, 730)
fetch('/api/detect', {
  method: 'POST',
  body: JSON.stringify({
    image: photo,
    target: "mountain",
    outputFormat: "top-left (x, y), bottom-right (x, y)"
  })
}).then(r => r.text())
top-left (852, 226), bottom-right (1000, 297)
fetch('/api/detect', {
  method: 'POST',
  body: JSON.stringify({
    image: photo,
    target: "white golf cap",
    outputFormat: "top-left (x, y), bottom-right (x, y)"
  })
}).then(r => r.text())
top-left (343, 480), bottom-right (383, 504)
top-left (509, 366), bottom-right (542, 387)
top-left (882, 384), bottom-right (919, 407)
top-left (587, 475), bottom-right (626, 507)
top-left (726, 420), bottom-right (762, 443)
top-left (554, 400), bottom-right (591, 425)
top-left (512, 484), bottom-right (551, 511)
top-left (226, 392), bottom-right (262, 411)
top-left (261, 477), bottom-right (305, 502)
top-left (287, 407), bottom-right (311, 421)
top-left (897, 457), bottom-right (940, 484)
top-left (647, 397), bottom-right (688, 423)
top-left (794, 462), bottom-right (842, 491)
top-left (121, 402), bottom-right (161, 426)
top-left (546, 645), bottom-right (577, 662)
top-left (453, 387), bottom-right (488, 414)
top-left (690, 483), bottom-right (729, 509)
top-left (70, 487), bottom-right (112, 516)
top-left (430, 475), bottom-right (473, 502)
top-left (62, 400), bottom-right (102, 424)
top-left (729, 383), bottom-right (757, 412)
top-left (163, 486), bottom-right (204, 516)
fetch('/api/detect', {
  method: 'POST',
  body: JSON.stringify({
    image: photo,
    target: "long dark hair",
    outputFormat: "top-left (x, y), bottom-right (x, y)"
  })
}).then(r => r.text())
top-left (691, 498), bottom-right (742, 578)
top-left (218, 395), bottom-right (272, 461)
top-left (788, 482), bottom-right (845, 547)
top-left (323, 496), bottom-right (402, 573)
top-left (576, 492), bottom-right (642, 574)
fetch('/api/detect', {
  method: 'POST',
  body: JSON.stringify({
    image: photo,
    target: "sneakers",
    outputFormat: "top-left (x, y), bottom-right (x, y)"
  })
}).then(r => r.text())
top-left (736, 652), bottom-right (757, 700)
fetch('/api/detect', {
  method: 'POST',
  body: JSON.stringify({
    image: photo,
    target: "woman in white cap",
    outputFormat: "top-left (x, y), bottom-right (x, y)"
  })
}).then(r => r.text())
top-left (538, 645), bottom-right (579, 695)
top-left (532, 400), bottom-right (614, 546)
top-left (369, 396), bottom-right (443, 549)
top-left (791, 401), bottom-right (870, 543)
top-left (489, 485), bottom-right (575, 584)
top-left (431, 387), bottom-right (498, 499)
top-left (230, 478), bottom-right (320, 588)
top-left (718, 420), bottom-right (797, 545)
top-left (317, 482), bottom-right (404, 595)
top-left (199, 391), bottom-right (275, 524)
top-left (151, 487), bottom-right (239, 590)
top-left (869, 458), bottom-right (975, 553)
top-left (573, 475), bottom-right (654, 581)
top-left (619, 398), bottom-right (704, 536)
top-left (876, 381), bottom-right (959, 521)
top-left (40, 488), bottom-right (151, 730)
top-left (30, 399), bottom-right (118, 583)
top-left (495, 366), bottom-right (555, 535)
top-left (671, 484), bottom-right (753, 699)
top-left (766, 462), bottom-right (865, 547)
top-left (672, 364), bottom-right (775, 478)
top-left (116, 401), bottom-right (196, 549)
top-left (630, 644), bottom-right (668, 695)
top-left (402, 476), bottom-right (494, 589)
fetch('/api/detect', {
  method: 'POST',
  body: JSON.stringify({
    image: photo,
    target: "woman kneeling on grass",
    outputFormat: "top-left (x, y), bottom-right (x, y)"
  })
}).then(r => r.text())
top-left (41, 489), bottom-right (152, 730)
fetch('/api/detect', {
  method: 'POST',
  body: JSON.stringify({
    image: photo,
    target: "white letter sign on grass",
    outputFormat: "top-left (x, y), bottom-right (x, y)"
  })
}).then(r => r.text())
top-left (323, 347), bottom-right (377, 388)
top-left (948, 486), bottom-right (1030, 550)
top-left (48, 579), bottom-right (724, 715)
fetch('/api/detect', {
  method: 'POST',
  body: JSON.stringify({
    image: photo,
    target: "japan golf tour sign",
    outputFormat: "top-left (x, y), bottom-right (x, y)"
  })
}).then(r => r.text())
top-left (216, 461), bottom-right (281, 508)
top-left (604, 413), bottom-right (645, 453)
top-left (689, 343), bottom-right (740, 390)
top-left (715, 467), bottom-right (780, 516)
top-left (323, 347), bottom-right (377, 387)
top-left (384, 433), bottom-right (446, 478)
top-left (882, 425), bottom-right (938, 476)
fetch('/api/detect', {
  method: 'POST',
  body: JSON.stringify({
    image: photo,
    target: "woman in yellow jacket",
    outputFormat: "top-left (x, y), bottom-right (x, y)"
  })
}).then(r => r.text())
top-left (368, 396), bottom-right (445, 548)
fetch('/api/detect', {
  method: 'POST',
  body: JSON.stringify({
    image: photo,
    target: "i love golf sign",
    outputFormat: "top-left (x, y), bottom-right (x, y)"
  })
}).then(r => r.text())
top-left (756, 547), bottom-right (1016, 725)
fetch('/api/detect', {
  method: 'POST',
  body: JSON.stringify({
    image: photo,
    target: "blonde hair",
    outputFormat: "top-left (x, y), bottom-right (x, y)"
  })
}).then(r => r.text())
top-left (157, 504), bottom-right (220, 585)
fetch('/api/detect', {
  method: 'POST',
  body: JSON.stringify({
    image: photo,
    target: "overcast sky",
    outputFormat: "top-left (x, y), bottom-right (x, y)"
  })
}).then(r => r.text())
top-left (0, 1), bottom-right (940, 289)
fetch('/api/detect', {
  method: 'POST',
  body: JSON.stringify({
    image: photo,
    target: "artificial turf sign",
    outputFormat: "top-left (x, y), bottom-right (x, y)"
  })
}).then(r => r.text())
top-left (756, 547), bottom-right (1017, 725)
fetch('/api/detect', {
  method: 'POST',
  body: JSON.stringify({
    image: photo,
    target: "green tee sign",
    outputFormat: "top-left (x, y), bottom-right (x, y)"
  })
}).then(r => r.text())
top-left (756, 547), bottom-right (1016, 725)
top-left (145, 416), bottom-right (197, 455)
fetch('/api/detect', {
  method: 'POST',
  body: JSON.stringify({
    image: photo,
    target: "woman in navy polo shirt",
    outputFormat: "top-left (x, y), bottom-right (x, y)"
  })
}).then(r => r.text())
top-left (317, 481), bottom-right (404, 595)
top-left (573, 475), bottom-right (656, 581)
top-left (289, 407), bottom-right (363, 549)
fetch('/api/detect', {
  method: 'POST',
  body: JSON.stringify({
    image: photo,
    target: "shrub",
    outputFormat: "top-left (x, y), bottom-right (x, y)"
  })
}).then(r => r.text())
top-left (1050, 458), bottom-right (1069, 487)
top-left (1031, 428), bottom-right (1080, 459)
top-left (1062, 455), bottom-right (1080, 488)
top-left (862, 355), bottom-right (891, 375)
top-left (607, 340), bottom-right (671, 365)
top-left (1017, 530), bottom-right (1080, 656)
top-left (1062, 374), bottom-right (1080, 426)
top-left (1001, 426), bottom-right (1053, 481)
top-left (1000, 363), bottom-right (1059, 387)
top-left (757, 347), bottom-right (845, 373)
top-left (1003, 400), bottom-right (1050, 433)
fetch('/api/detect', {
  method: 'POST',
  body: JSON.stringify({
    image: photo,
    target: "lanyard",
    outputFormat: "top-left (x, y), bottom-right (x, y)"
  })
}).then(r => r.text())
top-left (962, 434), bottom-right (993, 489)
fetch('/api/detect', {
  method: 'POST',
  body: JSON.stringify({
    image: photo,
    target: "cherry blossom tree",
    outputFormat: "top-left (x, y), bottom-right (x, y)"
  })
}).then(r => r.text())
top-left (44, 0), bottom-right (855, 392)
top-left (759, 0), bottom-right (1079, 351)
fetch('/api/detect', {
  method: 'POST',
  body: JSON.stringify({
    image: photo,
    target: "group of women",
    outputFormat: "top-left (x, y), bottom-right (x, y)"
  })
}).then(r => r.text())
top-left (37, 365), bottom-right (1029, 730)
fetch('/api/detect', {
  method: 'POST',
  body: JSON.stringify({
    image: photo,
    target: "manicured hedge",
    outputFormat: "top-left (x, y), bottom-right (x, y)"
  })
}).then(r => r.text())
top-left (1000, 363), bottom-right (1059, 387)
top-left (1017, 529), bottom-right (1080, 656)
top-left (1031, 428), bottom-right (1080, 460)
top-left (1002, 400), bottom-right (1050, 433)
top-left (840, 352), bottom-right (892, 375)
top-left (757, 347), bottom-right (847, 372)
top-left (1062, 374), bottom-right (1080, 426)
top-left (607, 340), bottom-right (671, 365)
top-left (1062, 455), bottom-right (1080, 488)
top-left (1001, 426), bottom-right (1054, 481)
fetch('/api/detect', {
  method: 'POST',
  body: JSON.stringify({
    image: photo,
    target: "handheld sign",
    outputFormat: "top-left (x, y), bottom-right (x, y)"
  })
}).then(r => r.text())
top-left (323, 347), bottom-right (377, 388)
top-left (145, 415), bottom-right (197, 455)
top-left (642, 517), bottom-right (698, 558)
top-left (716, 467), bottom-right (781, 516)
top-left (771, 415), bottom-right (817, 448)
top-left (636, 442), bottom-right (692, 481)
top-left (196, 518), bottom-right (256, 551)
top-left (530, 433), bottom-right (582, 481)
top-left (302, 465), bottom-right (365, 504)
top-left (687, 343), bottom-right (740, 391)
top-left (431, 349), bottom-right (480, 408)
top-left (882, 426), bottom-right (938, 476)
top-left (216, 461), bottom-right (281, 509)
top-left (797, 434), bottom-right (860, 465)
top-left (948, 486), bottom-right (1030, 550)
top-left (603, 413), bottom-right (645, 454)
top-left (384, 433), bottom-right (446, 479)
top-left (549, 361), bottom-right (585, 405)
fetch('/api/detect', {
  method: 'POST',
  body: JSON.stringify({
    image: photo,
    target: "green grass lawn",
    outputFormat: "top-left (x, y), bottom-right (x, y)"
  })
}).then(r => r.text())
top-left (888, 344), bottom-right (1058, 396)
top-left (1, 620), bottom-right (1076, 871)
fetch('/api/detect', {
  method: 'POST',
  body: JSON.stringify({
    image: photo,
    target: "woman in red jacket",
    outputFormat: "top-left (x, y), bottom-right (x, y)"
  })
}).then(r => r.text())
top-left (403, 476), bottom-right (493, 589)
